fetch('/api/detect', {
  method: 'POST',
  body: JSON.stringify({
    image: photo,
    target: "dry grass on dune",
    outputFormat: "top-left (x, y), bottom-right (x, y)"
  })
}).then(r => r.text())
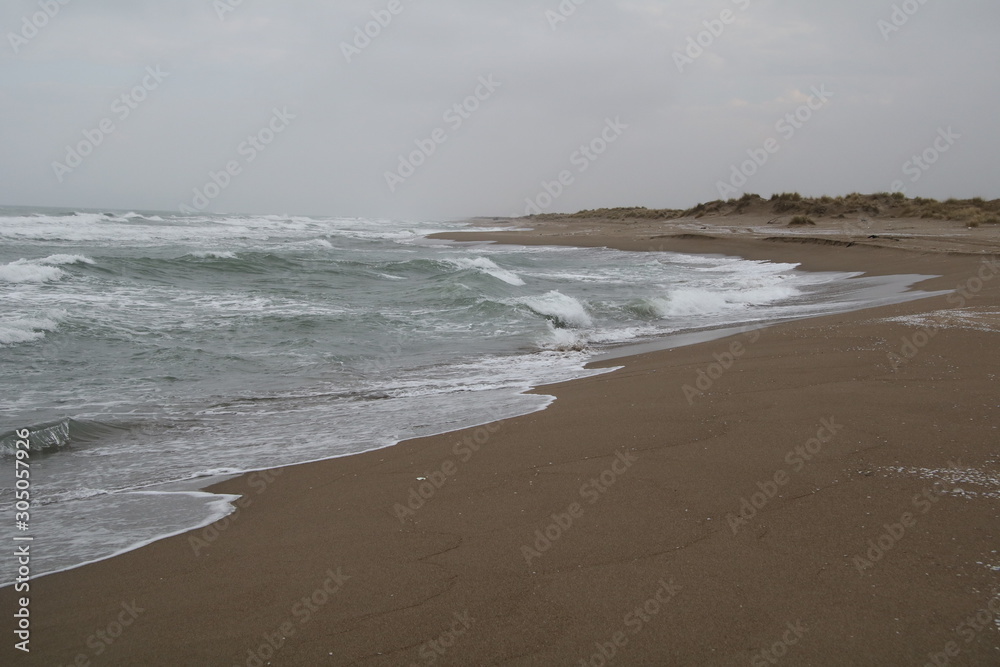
top-left (534, 192), bottom-right (1000, 227)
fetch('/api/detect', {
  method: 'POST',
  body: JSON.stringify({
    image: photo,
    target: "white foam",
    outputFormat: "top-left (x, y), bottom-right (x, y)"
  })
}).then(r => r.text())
top-left (0, 260), bottom-right (65, 284)
top-left (876, 465), bottom-right (1000, 500)
top-left (374, 348), bottom-right (612, 399)
top-left (519, 291), bottom-right (593, 328)
top-left (449, 257), bottom-right (526, 286)
top-left (657, 284), bottom-right (799, 317)
top-left (0, 254), bottom-right (94, 284)
top-left (36, 254), bottom-right (95, 266)
top-left (0, 316), bottom-right (60, 346)
top-left (190, 467), bottom-right (245, 478)
top-left (524, 270), bottom-right (620, 283)
top-left (188, 251), bottom-right (238, 259)
top-left (587, 324), bottom-right (667, 344)
top-left (543, 324), bottom-right (588, 351)
top-left (40, 487), bottom-right (111, 504)
top-left (0, 212), bottom-right (950, 585)
top-left (881, 309), bottom-right (1000, 333)
top-left (333, 229), bottom-right (419, 241)
top-left (0, 490), bottom-right (243, 587)
top-left (0, 213), bottom-right (472, 251)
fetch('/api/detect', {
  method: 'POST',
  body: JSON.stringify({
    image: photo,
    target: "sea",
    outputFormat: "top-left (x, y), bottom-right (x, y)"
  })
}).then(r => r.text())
top-left (0, 207), bottom-right (940, 583)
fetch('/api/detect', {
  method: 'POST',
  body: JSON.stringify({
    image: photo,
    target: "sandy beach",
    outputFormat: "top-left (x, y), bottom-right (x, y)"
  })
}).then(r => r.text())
top-left (5, 212), bottom-right (1000, 666)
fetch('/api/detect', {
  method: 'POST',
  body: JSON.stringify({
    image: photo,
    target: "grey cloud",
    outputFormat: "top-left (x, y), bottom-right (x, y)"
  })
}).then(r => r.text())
top-left (1, 0), bottom-right (997, 219)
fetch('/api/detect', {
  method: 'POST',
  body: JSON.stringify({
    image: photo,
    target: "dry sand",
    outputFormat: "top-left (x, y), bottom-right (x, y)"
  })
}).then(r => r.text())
top-left (4, 214), bottom-right (1000, 666)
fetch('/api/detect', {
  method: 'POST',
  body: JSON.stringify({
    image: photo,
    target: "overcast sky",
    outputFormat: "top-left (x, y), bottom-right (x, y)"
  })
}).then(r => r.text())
top-left (1, 0), bottom-right (997, 220)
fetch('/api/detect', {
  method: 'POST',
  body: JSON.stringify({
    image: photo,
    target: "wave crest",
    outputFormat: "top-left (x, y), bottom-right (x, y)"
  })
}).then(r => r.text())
top-left (447, 257), bottom-right (526, 286)
top-left (0, 418), bottom-right (130, 457)
top-left (0, 260), bottom-right (63, 284)
top-left (0, 316), bottom-right (60, 346)
top-left (519, 291), bottom-right (592, 328)
top-left (0, 254), bottom-right (94, 284)
top-left (186, 251), bottom-right (238, 260)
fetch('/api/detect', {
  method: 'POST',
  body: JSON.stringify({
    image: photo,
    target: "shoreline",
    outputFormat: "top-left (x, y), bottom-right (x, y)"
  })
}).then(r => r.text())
top-left (4, 217), bottom-right (1000, 665)
top-left (1, 241), bottom-right (947, 587)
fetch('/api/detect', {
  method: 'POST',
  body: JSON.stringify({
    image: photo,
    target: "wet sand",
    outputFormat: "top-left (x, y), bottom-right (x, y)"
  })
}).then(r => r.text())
top-left (4, 215), bottom-right (1000, 666)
